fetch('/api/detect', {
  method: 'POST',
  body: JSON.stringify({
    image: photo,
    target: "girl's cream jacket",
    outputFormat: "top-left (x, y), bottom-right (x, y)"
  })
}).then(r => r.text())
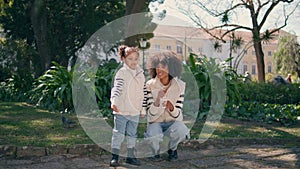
top-left (145, 77), bottom-right (185, 123)
top-left (110, 63), bottom-right (146, 116)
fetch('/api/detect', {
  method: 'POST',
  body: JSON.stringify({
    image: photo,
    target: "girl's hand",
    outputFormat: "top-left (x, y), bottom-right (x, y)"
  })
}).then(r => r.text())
top-left (111, 105), bottom-right (119, 112)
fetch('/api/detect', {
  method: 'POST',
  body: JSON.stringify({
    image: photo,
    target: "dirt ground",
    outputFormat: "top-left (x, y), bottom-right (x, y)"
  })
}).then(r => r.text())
top-left (1, 140), bottom-right (300, 169)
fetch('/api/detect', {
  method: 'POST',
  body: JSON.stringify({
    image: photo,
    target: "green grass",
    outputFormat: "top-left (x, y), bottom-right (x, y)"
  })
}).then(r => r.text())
top-left (0, 102), bottom-right (299, 147)
top-left (0, 102), bottom-right (93, 147)
top-left (191, 118), bottom-right (300, 139)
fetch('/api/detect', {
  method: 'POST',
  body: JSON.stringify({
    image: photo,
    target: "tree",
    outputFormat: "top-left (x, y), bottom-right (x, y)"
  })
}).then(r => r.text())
top-left (123, 0), bottom-right (155, 46)
top-left (0, 0), bottom-right (127, 75)
top-left (0, 0), bottom-right (157, 76)
top-left (176, 0), bottom-right (300, 82)
top-left (273, 34), bottom-right (300, 79)
top-left (224, 32), bottom-right (243, 68)
top-left (30, 0), bottom-right (49, 74)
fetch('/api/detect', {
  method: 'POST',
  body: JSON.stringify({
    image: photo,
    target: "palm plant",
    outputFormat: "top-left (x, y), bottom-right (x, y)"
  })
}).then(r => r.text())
top-left (188, 53), bottom-right (241, 119)
top-left (30, 62), bottom-right (73, 113)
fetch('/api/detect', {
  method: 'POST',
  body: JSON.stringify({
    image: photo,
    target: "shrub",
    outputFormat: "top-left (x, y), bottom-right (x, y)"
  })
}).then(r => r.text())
top-left (94, 61), bottom-right (120, 117)
top-left (29, 62), bottom-right (73, 113)
top-left (187, 53), bottom-right (300, 126)
top-left (238, 82), bottom-right (300, 104)
top-left (69, 60), bottom-right (119, 117)
top-left (188, 53), bottom-right (241, 119)
top-left (0, 38), bottom-right (39, 101)
top-left (0, 74), bottom-right (34, 102)
top-left (225, 102), bottom-right (300, 126)
top-left (30, 60), bottom-right (119, 115)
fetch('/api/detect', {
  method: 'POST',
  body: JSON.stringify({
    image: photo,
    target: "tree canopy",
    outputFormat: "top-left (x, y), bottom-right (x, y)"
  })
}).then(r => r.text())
top-left (273, 34), bottom-right (300, 79)
top-left (0, 0), bottom-right (127, 75)
top-left (0, 0), bottom-right (156, 79)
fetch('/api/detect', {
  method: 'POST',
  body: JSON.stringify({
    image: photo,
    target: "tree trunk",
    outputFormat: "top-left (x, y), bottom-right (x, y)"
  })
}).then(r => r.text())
top-left (30, 0), bottom-right (51, 75)
top-left (253, 40), bottom-right (265, 82)
top-left (124, 0), bottom-right (146, 45)
top-left (125, 0), bottom-right (145, 15)
top-left (251, 17), bottom-right (265, 83)
top-left (296, 68), bottom-right (300, 80)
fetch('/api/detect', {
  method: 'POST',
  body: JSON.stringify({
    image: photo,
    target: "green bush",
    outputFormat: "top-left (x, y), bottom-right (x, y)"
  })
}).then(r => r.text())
top-left (188, 53), bottom-right (241, 119)
top-left (29, 60), bottom-right (119, 116)
top-left (29, 62), bottom-right (73, 112)
top-left (0, 39), bottom-right (39, 102)
top-left (94, 61), bottom-right (120, 117)
top-left (225, 102), bottom-right (300, 126)
top-left (186, 53), bottom-right (300, 126)
top-left (0, 74), bottom-right (34, 102)
top-left (238, 82), bottom-right (300, 104)
top-left (225, 80), bottom-right (300, 126)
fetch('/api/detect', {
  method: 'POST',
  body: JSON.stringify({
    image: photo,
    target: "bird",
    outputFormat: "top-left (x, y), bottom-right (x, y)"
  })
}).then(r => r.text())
top-left (61, 115), bottom-right (76, 128)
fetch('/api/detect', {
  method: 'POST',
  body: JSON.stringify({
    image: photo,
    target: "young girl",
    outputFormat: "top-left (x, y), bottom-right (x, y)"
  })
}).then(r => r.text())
top-left (110, 45), bottom-right (145, 167)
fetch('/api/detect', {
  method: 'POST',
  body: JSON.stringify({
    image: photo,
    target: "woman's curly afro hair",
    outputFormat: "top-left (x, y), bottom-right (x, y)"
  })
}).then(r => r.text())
top-left (147, 51), bottom-right (182, 80)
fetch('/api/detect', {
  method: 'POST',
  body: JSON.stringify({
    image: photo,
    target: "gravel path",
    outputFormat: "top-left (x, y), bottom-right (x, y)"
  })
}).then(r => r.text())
top-left (1, 143), bottom-right (299, 169)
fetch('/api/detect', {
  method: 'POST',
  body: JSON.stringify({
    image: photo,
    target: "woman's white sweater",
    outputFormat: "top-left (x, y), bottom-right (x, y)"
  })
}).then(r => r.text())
top-left (145, 77), bottom-right (185, 123)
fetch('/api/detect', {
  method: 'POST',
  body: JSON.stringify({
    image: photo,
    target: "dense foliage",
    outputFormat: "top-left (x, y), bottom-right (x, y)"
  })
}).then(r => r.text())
top-left (188, 53), bottom-right (241, 113)
top-left (28, 61), bottom-right (119, 115)
top-left (238, 83), bottom-right (300, 104)
top-left (0, 0), bottom-right (126, 73)
top-left (187, 53), bottom-right (300, 126)
top-left (29, 62), bottom-right (74, 112)
top-left (0, 75), bottom-right (32, 102)
top-left (0, 39), bottom-right (37, 100)
top-left (1, 55), bottom-right (299, 126)
top-left (226, 82), bottom-right (300, 126)
top-left (273, 34), bottom-right (300, 79)
top-left (226, 102), bottom-right (300, 126)
top-left (94, 61), bottom-right (120, 117)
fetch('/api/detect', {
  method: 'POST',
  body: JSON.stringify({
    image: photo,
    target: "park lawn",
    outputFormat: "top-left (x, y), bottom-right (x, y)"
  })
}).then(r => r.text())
top-left (191, 118), bottom-right (300, 139)
top-left (0, 102), bottom-right (93, 147)
top-left (0, 102), bottom-right (300, 147)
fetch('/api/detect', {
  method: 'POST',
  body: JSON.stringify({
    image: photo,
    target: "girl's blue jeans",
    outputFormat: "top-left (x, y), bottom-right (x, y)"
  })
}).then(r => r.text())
top-left (111, 114), bottom-right (139, 149)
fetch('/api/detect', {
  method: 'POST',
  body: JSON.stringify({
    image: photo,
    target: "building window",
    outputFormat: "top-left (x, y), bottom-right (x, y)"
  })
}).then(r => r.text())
top-left (252, 64), bottom-right (256, 75)
top-left (268, 63), bottom-right (272, 73)
top-left (177, 44), bottom-right (182, 54)
top-left (154, 44), bottom-right (160, 51)
top-left (188, 47), bottom-right (193, 53)
top-left (268, 51), bottom-right (272, 56)
top-left (166, 45), bottom-right (172, 50)
top-left (243, 64), bottom-right (248, 74)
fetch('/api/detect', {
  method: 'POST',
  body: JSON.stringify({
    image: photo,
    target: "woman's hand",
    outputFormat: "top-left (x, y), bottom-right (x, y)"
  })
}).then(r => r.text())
top-left (157, 89), bottom-right (166, 98)
top-left (165, 100), bottom-right (174, 111)
top-left (154, 89), bottom-right (166, 107)
top-left (111, 105), bottom-right (119, 112)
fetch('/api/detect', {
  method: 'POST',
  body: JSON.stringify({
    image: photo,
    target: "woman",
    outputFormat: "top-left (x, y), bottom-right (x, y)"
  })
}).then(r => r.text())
top-left (144, 51), bottom-right (190, 161)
